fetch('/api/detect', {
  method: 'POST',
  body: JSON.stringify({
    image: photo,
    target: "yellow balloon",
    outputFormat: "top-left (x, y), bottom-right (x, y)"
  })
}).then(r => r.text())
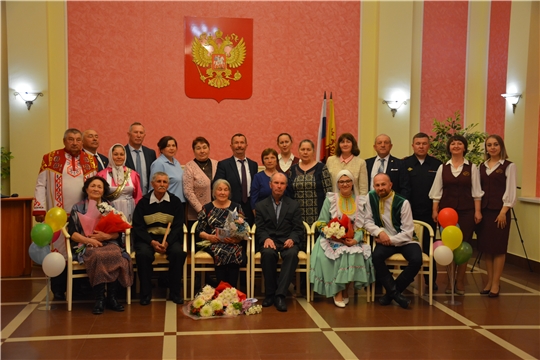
top-left (441, 225), bottom-right (463, 251)
top-left (44, 207), bottom-right (68, 232)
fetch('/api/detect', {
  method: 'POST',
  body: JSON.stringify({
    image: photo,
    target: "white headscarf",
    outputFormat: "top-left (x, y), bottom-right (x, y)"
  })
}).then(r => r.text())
top-left (107, 143), bottom-right (127, 185)
top-left (335, 169), bottom-right (357, 196)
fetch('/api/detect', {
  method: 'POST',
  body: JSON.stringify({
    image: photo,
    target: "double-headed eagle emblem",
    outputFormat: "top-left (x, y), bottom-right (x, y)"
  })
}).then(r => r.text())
top-left (191, 29), bottom-right (246, 89)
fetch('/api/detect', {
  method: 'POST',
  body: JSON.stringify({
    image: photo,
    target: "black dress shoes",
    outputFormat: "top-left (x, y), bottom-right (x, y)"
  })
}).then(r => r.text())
top-left (378, 293), bottom-right (393, 306)
top-left (53, 292), bottom-right (66, 301)
top-left (169, 294), bottom-right (184, 305)
top-left (274, 295), bottom-right (287, 312)
top-left (393, 292), bottom-right (411, 309)
top-left (262, 296), bottom-right (274, 307)
top-left (140, 295), bottom-right (152, 306)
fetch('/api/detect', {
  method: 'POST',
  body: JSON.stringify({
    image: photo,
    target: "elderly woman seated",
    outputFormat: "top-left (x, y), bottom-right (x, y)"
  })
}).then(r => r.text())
top-left (68, 176), bottom-right (133, 315)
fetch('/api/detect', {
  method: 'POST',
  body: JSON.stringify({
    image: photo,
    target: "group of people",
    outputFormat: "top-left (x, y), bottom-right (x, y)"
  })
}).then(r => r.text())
top-left (33, 123), bottom-right (515, 314)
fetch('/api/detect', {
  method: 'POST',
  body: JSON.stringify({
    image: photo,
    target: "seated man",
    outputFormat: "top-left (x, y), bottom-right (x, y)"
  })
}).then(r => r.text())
top-left (132, 172), bottom-right (186, 305)
top-left (255, 173), bottom-right (304, 312)
top-left (364, 173), bottom-right (422, 309)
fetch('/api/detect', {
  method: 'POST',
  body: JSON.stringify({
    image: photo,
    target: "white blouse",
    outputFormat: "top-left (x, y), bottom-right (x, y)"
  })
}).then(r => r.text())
top-left (429, 159), bottom-right (484, 202)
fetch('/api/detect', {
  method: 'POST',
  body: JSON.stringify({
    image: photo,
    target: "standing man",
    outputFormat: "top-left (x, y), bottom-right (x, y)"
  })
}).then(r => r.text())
top-left (125, 122), bottom-right (157, 195)
top-left (214, 133), bottom-right (259, 227)
top-left (366, 134), bottom-right (410, 199)
top-left (82, 129), bottom-right (108, 171)
top-left (402, 132), bottom-right (441, 291)
top-left (33, 128), bottom-right (97, 300)
top-left (364, 173), bottom-right (422, 309)
top-left (132, 172), bottom-right (186, 305)
top-left (255, 173), bottom-right (304, 312)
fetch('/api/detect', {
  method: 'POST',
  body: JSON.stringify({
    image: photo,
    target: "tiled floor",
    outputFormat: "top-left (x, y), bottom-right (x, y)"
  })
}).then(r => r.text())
top-left (1, 259), bottom-right (539, 360)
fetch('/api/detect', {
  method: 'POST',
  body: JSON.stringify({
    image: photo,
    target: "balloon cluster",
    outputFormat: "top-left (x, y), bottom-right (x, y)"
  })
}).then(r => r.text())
top-left (433, 208), bottom-right (472, 266)
top-left (29, 207), bottom-right (67, 277)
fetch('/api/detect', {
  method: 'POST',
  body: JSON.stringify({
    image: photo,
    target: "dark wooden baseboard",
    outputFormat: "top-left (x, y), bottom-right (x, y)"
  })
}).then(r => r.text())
top-left (506, 253), bottom-right (540, 273)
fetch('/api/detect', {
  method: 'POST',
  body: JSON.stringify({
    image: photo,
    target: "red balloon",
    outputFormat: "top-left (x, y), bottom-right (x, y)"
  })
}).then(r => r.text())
top-left (438, 208), bottom-right (458, 228)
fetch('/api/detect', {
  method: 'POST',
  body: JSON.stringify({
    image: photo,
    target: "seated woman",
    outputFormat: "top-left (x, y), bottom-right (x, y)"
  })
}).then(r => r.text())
top-left (68, 176), bottom-right (133, 315)
top-left (195, 179), bottom-right (245, 287)
top-left (310, 170), bottom-right (375, 308)
top-left (98, 143), bottom-right (142, 222)
top-left (250, 148), bottom-right (279, 213)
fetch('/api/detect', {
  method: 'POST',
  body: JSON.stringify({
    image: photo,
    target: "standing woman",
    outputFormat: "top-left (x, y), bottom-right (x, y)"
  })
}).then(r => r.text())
top-left (183, 137), bottom-right (218, 229)
top-left (276, 133), bottom-right (299, 175)
top-left (150, 136), bottom-right (186, 203)
top-left (476, 135), bottom-right (516, 297)
top-left (251, 148), bottom-right (279, 212)
top-left (325, 133), bottom-right (369, 195)
top-left (429, 135), bottom-right (483, 295)
top-left (288, 139), bottom-right (333, 225)
top-left (98, 144), bottom-right (142, 222)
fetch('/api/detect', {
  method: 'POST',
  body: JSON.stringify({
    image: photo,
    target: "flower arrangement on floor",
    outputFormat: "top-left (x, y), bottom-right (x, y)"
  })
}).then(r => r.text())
top-left (184, 282), bottom-right (262, 319)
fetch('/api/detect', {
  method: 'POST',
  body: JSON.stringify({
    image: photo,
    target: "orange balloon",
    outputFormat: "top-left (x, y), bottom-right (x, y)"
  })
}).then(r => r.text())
top-left (438, 207), bottom-right (458, 228)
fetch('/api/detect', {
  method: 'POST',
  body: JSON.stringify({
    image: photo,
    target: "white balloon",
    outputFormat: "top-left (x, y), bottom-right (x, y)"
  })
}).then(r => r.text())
top-left (42, 252), bottom-right (66, 277)
top-left (434, 245), bottom-right (454, 266)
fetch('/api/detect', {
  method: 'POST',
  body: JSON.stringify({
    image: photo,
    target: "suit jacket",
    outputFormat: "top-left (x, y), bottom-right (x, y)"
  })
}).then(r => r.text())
top-left (97, 153), bottom-right (108, 171)
top-left (255, 195), bottom-right (304, 249)
top-left (214, 156), bottom-right (259, 205)
top-left (125, 144), bottom-right (157, 186)
top-left (366, 154), bottom-right (411, 199)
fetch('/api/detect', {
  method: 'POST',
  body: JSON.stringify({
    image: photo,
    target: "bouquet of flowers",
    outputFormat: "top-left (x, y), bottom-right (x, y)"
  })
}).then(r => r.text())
top-left (321, 214), bottom-right (353, 241)
top-left (215, 207), bottom-right (250, 241)
top-left (184, 282), bottom-right (262, 320)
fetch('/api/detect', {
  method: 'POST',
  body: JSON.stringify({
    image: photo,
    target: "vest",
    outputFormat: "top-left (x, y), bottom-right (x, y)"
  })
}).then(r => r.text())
top-left (439, 163), bottom-right (474, 211)
top-left (480, 161), bottom-right (510, 210)
top-left (368, 190), bottom-right (406, 234)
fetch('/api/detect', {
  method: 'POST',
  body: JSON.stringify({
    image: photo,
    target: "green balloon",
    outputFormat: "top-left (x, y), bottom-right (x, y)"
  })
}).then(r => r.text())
top-left (31, 223), bottom-right (54, 247)
top-left (453, 242), bottom-right (473, 265)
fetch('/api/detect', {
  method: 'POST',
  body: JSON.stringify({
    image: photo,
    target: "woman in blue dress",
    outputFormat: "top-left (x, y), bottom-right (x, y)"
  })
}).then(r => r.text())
top-left (310, 170), bottom-right (375, 308)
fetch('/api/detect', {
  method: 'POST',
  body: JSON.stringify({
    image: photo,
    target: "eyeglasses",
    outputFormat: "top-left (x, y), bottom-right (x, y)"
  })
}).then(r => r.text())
top-left (338, 180), bottom-right (353, 185)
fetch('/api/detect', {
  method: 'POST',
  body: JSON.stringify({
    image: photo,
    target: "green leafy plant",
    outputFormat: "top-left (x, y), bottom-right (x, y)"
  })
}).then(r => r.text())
top-left (1, 147), bottom-right (14, 180)
top-left (429, 111), bottom-right (488, 165)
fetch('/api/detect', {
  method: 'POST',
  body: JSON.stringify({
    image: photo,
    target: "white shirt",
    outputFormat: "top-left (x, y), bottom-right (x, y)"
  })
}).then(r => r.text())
top-left (278, 154), bottom-right (295, 173)
top-left (150, 191), bottom-right (170, 204)
top-left (363, 193), bottom-right (417, 247)
top-left (234, 156), bottom-right (252, 196)
top-left (369, 155), bottom-right (390, 190)
top-left (482, 159), bottom-right (517, 207)
top-left (429, 159), bottom-right (484, 202)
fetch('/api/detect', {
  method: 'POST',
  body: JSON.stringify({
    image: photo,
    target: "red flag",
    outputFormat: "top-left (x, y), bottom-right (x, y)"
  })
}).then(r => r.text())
top-left (316, 92), bottom-right (327, 163)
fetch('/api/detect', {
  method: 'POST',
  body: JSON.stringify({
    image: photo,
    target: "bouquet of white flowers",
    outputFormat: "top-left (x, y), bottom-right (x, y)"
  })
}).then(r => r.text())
top-left (321, 214), bottom-right (353, 241)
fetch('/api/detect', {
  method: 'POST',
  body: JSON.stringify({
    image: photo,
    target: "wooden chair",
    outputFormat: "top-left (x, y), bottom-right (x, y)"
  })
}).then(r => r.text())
top-left (189, 221), bottom-right (251, 299)
top-left (250, 221), bottom-right (312, 301)
top-left (131, 224), bottom-right (188, 300)
top-left (370, 220), bottom-right (434, 305)
top-left (309, 222), bottom-right (371, 302)
top-left (62, 224), bottom-right (132, 312)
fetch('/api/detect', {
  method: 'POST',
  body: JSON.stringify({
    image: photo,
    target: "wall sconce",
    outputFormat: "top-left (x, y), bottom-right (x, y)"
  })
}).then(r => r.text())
top-left (382, 100), bottom-right (407, 117)
top-left (501, 93), bottom-right (521, 114)
top-left (14, 91), bottom-right (43, 110)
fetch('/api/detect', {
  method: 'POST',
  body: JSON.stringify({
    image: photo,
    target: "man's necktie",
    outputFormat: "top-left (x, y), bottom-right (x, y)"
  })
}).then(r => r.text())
top-left (378, 158), bottom-right (385, 174)
top-left (239, 159), bottom-right (248, 203)
top-left (94, 154), bottom-right (103, 171)
top-left (135, 150), bottom-right (144, 191)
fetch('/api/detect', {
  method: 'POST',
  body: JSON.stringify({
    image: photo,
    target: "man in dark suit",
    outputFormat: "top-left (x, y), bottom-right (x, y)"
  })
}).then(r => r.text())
top-left (366, 134), bottom-right (410, 199)
top-left (402, 132), bottom-right (442, 291)
top-left (125, 122), bottom-right (157, 195)
top-left (214, 133), bottom-right (259, 227)
top-left (255, 173), bottom-right (304, 312)
top-left (82, 129), bottom-right (108, 171)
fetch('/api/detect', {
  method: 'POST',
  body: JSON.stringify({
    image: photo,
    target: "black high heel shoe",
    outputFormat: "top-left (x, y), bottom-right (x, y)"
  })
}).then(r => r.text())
top-left (479, 289), bottom-right (490, 295)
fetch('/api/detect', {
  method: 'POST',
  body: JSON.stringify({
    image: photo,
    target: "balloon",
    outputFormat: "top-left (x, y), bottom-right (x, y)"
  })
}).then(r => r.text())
top-left (434, 245), bottom-right (454, 266)
top-left (438, 208), bottom-right (459, 228)
top-left (42, 252), bottom-right (66, 277)
top-left (28, 243), bottom-right (51, 265)
top-left (441, 225), bottom-right (463, 250)
top-left (433, 240), bottom-right (443, 252)
top-left (453, 242), bottom-right (473, 265)
top-left (31, 223), bottom-right (54, 247)
top-left (44, 207), bottom-right (67, 232)
top-left (51, 230), bottom-right (62, 243)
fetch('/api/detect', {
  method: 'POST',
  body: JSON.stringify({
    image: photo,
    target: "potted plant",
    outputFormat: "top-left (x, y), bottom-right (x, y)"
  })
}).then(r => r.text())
top-left (1, 147), bottom-right (13, 182)
top-left (429, 111), bottom-right (488, 165)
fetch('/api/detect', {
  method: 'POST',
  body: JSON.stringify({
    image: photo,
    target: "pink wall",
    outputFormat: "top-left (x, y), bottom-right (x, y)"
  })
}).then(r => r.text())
top-left (485, 1), bottom-right (511, 137)
top-left (420, 1), bottom-right (469, 134)
top-left (67, 2), bottom-right (360, 165)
